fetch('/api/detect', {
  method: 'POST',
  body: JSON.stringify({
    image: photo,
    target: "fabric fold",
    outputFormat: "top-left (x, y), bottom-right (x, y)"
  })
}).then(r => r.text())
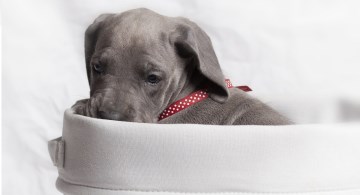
top-left (48, 137), bottom-right (65, 168)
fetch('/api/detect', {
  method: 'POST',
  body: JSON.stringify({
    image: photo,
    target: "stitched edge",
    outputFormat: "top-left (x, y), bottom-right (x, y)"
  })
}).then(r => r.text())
top-left (57, 139), bottom-right (65, 168)
top-left (58, 178), bottom-right (360, 194)
top-left (55, 141), bottom-right (60, 166)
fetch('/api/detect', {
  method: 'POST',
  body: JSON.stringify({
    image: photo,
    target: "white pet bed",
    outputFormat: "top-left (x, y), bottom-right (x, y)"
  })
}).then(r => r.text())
top-left (49, 109), bottom-right (360, 195)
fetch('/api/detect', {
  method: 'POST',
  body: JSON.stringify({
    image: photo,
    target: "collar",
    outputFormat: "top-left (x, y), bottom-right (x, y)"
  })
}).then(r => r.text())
top-left (158, 79), bottom-right (251, 121)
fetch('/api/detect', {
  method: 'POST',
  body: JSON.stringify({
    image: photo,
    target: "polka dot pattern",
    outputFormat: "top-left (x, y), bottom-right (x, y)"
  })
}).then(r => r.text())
top-left (158, 90), bottom-right (209, 120)
top-left (225, 79), bottom-right (233, 88)
top-left (158, 79), bottom-right (252, 121)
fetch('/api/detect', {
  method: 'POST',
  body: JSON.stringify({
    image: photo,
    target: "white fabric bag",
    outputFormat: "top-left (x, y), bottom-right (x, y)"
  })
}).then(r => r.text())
top-left (49, 109), bottom-right (360, 195)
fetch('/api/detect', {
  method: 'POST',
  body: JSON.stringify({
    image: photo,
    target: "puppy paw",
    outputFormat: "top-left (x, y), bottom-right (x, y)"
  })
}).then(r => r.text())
top-left (72, 99), bottom-right (89, 116)
top-left (72, 94), bottom-right (103, 118)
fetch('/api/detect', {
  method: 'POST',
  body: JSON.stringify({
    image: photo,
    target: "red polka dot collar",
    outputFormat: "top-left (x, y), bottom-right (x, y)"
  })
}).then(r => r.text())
top-left (158, 79), bottom-right (252, 121)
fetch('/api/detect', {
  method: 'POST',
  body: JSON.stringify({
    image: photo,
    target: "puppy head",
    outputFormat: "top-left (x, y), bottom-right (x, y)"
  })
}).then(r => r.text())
top-left (84, 8), bottom-right (228, 122)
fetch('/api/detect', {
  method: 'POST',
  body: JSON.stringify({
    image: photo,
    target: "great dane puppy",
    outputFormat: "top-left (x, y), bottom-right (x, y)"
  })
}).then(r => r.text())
top-left (73, 8), bottom-right (292, 125)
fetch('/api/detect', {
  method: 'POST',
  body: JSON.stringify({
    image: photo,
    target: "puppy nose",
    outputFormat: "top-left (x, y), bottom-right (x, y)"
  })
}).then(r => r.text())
top-left (97, 110), bottom-right (121, 120)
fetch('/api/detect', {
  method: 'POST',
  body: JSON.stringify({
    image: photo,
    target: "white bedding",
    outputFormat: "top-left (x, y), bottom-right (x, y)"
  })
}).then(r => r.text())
top-left (2, 0), bottom-right (360, 194)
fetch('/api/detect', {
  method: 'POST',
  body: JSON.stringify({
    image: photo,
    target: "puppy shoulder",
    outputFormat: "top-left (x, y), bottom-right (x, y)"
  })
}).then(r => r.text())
top-left (227, 89), bottom-right (293, 125)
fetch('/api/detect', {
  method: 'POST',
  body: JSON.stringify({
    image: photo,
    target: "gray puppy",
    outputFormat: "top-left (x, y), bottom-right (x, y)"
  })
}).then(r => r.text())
top-left (73, 8), bottom-right (292, 125)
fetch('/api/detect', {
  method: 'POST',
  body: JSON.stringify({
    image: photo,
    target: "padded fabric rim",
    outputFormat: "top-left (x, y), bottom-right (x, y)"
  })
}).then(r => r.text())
top-left (51, 109), bottom-right (360, 194)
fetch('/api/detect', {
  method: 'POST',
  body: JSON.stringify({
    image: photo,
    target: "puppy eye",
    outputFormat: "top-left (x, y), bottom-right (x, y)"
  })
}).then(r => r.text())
top-left (146, 74), bottom-right (160, 85)
top-left (93, 63), bottom-right (103, 73)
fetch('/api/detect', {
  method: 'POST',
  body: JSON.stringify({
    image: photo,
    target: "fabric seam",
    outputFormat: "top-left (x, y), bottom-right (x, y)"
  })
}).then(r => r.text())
top-left (58, 178), bottom-right (360, 194)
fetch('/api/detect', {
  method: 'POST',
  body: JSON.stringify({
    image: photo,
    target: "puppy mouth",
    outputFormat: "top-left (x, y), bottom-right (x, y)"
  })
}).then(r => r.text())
top-left (96, 113), bottom-right (156, 123)
top-left (95, 105), bottom-right (157, 123)
top-left (97, 110), bottom-right (121, 120)
top-left (87, 89), bottom-right (157, 123)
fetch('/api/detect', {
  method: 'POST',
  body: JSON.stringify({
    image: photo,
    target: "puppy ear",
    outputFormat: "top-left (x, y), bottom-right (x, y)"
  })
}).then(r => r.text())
top-left (171, 19), bottom-right (229, 103)
top-left (84, 14), bottom-right (113, 86)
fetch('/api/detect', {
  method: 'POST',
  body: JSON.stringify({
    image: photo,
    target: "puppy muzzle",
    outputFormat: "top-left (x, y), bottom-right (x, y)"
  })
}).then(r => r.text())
top-left (88, 88), bottom-right (154, 123)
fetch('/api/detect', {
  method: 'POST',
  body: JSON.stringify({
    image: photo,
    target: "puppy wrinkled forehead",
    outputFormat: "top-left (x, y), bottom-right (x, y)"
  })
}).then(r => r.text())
top-left (98, 9), bottom-right (173, 48)
top-left (91, 47), bottom-right (115, 62)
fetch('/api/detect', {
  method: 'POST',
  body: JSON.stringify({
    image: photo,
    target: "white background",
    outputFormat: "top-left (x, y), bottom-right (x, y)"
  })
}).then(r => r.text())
top-left (2, 0), bottom-right (360, 194)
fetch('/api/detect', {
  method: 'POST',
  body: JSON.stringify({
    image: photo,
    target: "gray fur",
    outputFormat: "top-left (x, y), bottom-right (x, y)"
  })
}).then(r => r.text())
top-left (73, 8), bottom-right (293, 125)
